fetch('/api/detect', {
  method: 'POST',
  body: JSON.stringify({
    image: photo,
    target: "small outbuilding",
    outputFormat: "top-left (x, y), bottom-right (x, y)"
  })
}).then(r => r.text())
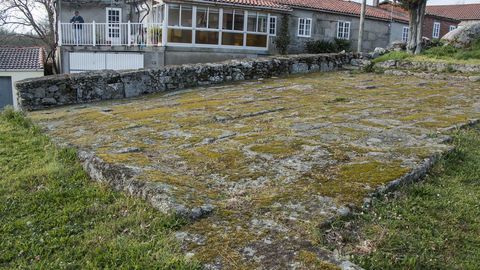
top-left (0, 47), bottom-right (45, 109)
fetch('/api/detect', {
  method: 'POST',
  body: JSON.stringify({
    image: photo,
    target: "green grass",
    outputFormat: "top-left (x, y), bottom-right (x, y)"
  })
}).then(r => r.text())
top-left (0, 107), bottom-right (199, 269)
top-left (322, 127), bottom-right (480, 269)
top-left (374, 39), bottom-right (480, 65)
top-left (372, 51), bottom-right (411, 64)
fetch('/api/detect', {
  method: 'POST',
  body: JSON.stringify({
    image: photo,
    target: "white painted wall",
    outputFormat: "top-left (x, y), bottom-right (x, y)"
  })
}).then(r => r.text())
top-left (0, 71), bottom-right (44, 109)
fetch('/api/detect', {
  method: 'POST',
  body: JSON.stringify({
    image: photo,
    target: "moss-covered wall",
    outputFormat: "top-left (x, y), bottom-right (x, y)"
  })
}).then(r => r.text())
top-left (16, 53), bottom-right (357, 111)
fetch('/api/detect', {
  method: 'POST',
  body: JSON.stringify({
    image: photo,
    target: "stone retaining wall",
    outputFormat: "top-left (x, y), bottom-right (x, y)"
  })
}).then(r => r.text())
top-left (375, 59), bottom-right (480, 73)
top-left (16, 53), bottom-right (356, 111)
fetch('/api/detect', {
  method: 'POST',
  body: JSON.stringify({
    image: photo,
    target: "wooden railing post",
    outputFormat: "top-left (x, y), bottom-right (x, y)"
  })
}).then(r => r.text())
top-left (127, 21), bottom-right (131, 46)
top-left (93, 21), bottom-right (96, 46)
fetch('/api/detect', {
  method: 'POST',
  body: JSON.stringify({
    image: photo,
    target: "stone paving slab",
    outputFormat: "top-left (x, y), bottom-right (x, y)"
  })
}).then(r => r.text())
top-left (30, 72), bottom-right (480, 269)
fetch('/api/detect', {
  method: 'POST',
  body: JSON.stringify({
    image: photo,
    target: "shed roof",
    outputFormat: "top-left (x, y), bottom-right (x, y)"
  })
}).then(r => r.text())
top-left (0, 47), bottom-right (44, 71)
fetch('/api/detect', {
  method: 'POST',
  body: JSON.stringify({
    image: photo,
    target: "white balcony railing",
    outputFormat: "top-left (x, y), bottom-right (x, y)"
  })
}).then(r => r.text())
top-left (59, 22), bottom-right (163, 46)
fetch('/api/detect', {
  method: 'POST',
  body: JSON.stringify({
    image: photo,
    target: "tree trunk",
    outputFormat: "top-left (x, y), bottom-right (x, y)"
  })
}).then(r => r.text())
top-left (406, 0), bottom-right (427, 55)
top-left (414, 0), bottom-right (427, 55)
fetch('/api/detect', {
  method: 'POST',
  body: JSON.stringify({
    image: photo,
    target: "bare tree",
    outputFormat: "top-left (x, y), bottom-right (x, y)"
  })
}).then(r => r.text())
top-left (0, 0), bottom-right (58, 73)
top-left (398, 0), bottom-right (428, 54)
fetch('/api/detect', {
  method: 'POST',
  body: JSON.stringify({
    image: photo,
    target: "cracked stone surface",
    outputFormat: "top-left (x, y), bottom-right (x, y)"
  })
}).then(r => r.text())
top-left (29, 72), bottom-right (480, 269)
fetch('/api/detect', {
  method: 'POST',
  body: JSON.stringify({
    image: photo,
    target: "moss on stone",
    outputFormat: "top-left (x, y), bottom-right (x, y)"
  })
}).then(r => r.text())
top-left (28, 71), bottom-right (480, 268)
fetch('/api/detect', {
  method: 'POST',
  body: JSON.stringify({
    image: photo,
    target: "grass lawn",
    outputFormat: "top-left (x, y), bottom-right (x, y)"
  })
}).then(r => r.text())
top-left (0, 108), bottom-right (199, 269)
top-left (373, 39), bottom-right (480, 65)
top-left (323, 127), bottom-right (480, 269)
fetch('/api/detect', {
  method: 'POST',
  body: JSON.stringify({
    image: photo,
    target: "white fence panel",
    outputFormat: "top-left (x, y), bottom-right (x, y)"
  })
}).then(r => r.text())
top-left (69, 52), bottom-right (106, 73)
top-left (69, 52), bottom-right (144, 73)
top-left (105, 53), bottom-right (144, 70)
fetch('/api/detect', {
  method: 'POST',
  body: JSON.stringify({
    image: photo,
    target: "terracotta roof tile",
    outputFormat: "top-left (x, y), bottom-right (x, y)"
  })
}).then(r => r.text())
top-left (215, 0), bottom-right (290, 9)
top-left (192, 0), bottom-right (408, 22)
top-left (275, 0), bottom-right (408, 22)
top-left (426, 4), bottom-right (480, 21)
top-left (0, 47), bottom-right (44, 70)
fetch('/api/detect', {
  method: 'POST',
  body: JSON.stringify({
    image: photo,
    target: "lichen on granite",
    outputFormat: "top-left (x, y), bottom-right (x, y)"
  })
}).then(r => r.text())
top-left (29, 71), bottom-right (480, 269)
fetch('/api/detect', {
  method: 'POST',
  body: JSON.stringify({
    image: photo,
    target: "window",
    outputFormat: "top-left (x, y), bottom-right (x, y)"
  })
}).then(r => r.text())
top-left (196, 7), bottom-right (219, 29)
top-left (337, 21), bottom-right (351, 40)
top-left (196, 7), bottom-right (220, 45)
top-left (180, 6), bottom-right (192, 27)
top-left (449, 25), bottom-right (457, 32)
top-left (433, 22), bottom-right (441, 38)
top-left (247, 12), bottom-right (267, 33)
top-left (167, 4), bottom-right (193, 43)
top-left (223, 9), bottom-right (244, 31)
top-left (269, 16), bottom-right (277, 36)
top-left (402, 26), bottom-right (409, 42)
top-left (168, 5), bottom-right (192, 27)
top-left (298, 18), bottom-right (312, 37)
top-left (164, 4), bottom-right (268, 48)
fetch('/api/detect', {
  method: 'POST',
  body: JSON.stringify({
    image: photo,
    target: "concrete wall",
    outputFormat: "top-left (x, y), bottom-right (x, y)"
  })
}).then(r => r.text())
top-left (16, 53), bottom-right (357, 111)
top-left (0, 71), bottom-right (44, 109)
top-left (163, 46), bottom-right (265, 65)
top-left (287, 9), bottom-right (398, 53)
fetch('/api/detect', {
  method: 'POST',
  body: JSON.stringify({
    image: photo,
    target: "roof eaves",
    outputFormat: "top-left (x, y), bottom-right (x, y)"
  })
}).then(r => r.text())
top-left (288, 4), bottom-right (408, 24)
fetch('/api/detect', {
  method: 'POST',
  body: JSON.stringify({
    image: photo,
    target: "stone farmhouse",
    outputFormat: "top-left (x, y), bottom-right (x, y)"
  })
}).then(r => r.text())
top-left (56, 0), bottom-right (408, 73)
top-left (379, 1), bottom-right (460, 41)
top-left (426, 3), bottom-right (480, 26)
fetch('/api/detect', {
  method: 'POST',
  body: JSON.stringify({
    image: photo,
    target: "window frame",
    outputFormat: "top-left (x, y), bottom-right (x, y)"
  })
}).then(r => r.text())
top-left (337, 20), bottom-right (351, 40)
top-left (297, 17), bottom-right (312, 38)
top-left (402, 26), bottom-right (409, 43)
top-left (165, 4), bottom-right (270, 49)
top-left (269, 16), bottom-right (277, 36)
top-left (433, 22), bottom-right (441, 39)
top-left (449, 25), bottom-right (457, 32)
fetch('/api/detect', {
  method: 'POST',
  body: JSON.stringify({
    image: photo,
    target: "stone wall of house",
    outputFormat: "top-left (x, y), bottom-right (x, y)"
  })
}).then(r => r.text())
top-left (16, 53), bottom-right (357, 111)
top-left (287, 10), bottom-right (400, 53)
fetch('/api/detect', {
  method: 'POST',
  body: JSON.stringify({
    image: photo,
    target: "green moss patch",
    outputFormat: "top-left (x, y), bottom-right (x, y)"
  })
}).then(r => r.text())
top-left (28, 72), bottom-right (480, 267)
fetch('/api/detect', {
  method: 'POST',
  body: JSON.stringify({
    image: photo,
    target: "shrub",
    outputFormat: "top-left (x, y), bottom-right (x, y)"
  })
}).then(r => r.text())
top-left (275, 14), bottom-right (290, 55)
top-left (423, 45), bottom-right (458, 58)
top-left (305, 40), bottom-right (337, 53)
top-left (455, 38), bottom-right (480, 60)
top-left (305, 38), bottom-right (351, 54)
top-left (334, 38), bottom-right (351, 52)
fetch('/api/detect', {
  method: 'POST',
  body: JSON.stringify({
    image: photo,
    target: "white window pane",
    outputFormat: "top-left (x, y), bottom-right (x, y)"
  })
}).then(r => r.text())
top-left (233, 10), bottom-right (244, 31)
top-left (208, 8), bottom-right (219, 29)
top-left (223, 9), bottom-right (233, 30)
top-left (181, 5), bottom-right (192, 27)
top-left (269, 17), bottom-right (276, 35)
top-left (168, 4), bottom-right (180, 26)
top-left (196, 7), bottom-right (208, 28)
top-left (258, 14), bottom-right (267, 33)
top-left (247, 11), bottom-right (257, 32)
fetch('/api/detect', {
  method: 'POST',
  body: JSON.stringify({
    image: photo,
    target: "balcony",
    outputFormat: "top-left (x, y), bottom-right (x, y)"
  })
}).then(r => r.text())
top-left (58, 4), bottom-right (274, 50)
top-left (59, 22), bottom-right (163, 46)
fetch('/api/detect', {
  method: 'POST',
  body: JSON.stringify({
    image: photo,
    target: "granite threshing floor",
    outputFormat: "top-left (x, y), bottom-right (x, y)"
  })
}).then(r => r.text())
top-left (30, 72), bottom-right (480, 269)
